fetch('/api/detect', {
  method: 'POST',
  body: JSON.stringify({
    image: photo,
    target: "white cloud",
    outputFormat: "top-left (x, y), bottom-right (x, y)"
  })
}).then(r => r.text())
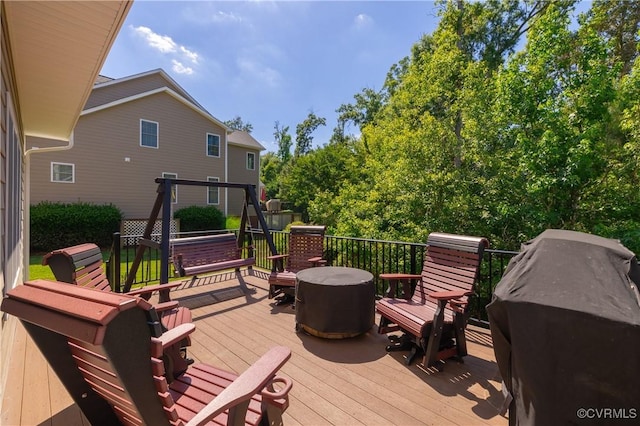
top-left (133, 26), bottom-right (176, 53)
top-left (132, 25), bottom-right (200, 71)
top-left (172, 60), bottom-right (194, 75)
top-left (181, 3), bottom-right (252, 28)
top-left (212, 10), bottom-right (243, 23)
top-left (231, 43), bottom-right (285, 90)
top-left (179, 46), bottom-right (199, 64)
top-left (236, 57), bottom-right (281, 88)
top-left (353, 13), bottom-right (374, 30)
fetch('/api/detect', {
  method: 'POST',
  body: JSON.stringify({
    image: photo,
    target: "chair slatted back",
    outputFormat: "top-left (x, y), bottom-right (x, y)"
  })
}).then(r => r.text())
top-left (69, 338), bottom-right (146, 425)
top-left (2, 280), bottom-right (291, 426)
top-left (42, 243), bottom-right (111, 292)
top-left (1, 280), bottom-right (174, 425)
top-left (286, 226), bottom-right (326, 272)
top-left (412, 233), bottom-right (489, 313)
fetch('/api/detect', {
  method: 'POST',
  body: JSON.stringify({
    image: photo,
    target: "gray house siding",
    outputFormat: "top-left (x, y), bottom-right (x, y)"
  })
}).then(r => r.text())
top-left (227, 144), bottom-right (261, 217)
top-left (1, 7), bottom-right (24, 403)
top-left (85, 71), bottom-right (188, 110)
top-left (29, 92), bottom-right (228, 219)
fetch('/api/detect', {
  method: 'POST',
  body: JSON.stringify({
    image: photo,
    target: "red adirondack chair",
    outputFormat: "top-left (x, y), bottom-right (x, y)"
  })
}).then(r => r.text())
top-left (267, 225), bottom-right (327, 305)
top-left (43, 242), bottom-right (193, 371)
top-left (376, 232), bottom-right (489, 370)
top-left (1, 280), bottom-right (293, 425)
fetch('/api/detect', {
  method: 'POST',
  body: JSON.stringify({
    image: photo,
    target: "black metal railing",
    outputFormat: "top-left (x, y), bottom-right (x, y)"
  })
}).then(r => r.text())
top-left (109, 229), bottom-right (518, 324)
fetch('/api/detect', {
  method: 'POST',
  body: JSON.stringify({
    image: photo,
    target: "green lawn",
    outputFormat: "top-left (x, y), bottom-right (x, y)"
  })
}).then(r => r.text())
top-left (29, 253), bottom-right (56, 280)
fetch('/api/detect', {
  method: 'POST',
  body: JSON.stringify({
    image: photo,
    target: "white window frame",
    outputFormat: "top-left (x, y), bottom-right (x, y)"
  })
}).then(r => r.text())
top-left (206, 133), bottom-right (221, 157)
top-left (140, 119), bottom-right (159, 149)
top-left (207, 176), bottom-right (220, 205)
top-left (246, 152), bottom-right (256, 170)
top-left (51, 162), bottom-right (75, 183)
top-left (162, 172), bottom-right (178, 203)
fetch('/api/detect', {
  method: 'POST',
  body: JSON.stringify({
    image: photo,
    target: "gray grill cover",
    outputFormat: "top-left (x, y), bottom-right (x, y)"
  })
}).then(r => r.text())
top-left (487, 229), bottom-right (640, 425)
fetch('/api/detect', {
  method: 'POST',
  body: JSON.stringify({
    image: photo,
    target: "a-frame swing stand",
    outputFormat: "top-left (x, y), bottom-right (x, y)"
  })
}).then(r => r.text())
top-left (123, 178), bottom-right (277, 296)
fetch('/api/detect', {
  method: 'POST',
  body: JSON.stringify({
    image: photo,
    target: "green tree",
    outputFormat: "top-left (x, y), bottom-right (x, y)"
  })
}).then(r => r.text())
top-left (294, 112), bottom-right (326, 156)
top-left (585, 0), bottom-right (640, 76)
top-left (223, 115), bottom-right (253, 133)
top-left (328, 0), bottom-right (572, 247)
top-left (260, 152), bottom-right (282, 200)
top-left (490, 1), bottom-right (628, 247)
top-left (255, 0), bottom-right (640, 254)
top-left (274, 121), bottom-right (293, 163)
top-left (280, 141), bottom-right (357, 222)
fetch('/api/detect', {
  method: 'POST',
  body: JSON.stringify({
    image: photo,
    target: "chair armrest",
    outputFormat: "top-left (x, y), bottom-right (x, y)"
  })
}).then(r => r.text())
top-left (127, 281), bottom-right (182, 297)
top-left (153, 301), bottom-right (180, 312)
top-left (185, 346), bottom-right (292, 426)
top-left (267, 254), bottom-right (288, 261)
top-left (308, 257), bottom-right (326, 266)
top-left (158, 323), bottom-right (196, 349)
top-left (261, 376), bottom-right (293, 401)
top-left (379, 274), bottom-right (421, 299)
top-left (449, 298), bottom-right (468, 313)
top-left (428, 289), bottom-right (472, 300)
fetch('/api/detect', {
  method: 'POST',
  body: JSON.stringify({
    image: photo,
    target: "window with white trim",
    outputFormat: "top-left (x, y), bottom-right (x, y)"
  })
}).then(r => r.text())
top-left (206, 133), bottom-right (220, 157)
top-left (141, 119), bottom-right (158, 148)
top-left (207, 176), bottom-right (220, 205)
top-left (51, 162), bottom-right (75, 183)
top-left (162, 172), bottom-right (178, 203)
top-left (246, 152), bottom-right (256, 170)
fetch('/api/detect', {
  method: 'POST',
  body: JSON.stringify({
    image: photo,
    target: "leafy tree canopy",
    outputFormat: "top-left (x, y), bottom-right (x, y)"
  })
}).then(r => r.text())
top-left (260, 0), bottom-right (640, 253)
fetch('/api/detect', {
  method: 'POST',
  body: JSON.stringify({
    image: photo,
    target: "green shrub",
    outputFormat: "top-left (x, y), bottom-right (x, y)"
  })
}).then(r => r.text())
top-left (592, 221), bottom-right (640, 256)
top-left (284, 221), bottom-right (306, 231)
top-left (174, 205), bottom-right (225, 232)
top-left (30, 202), bottom-right (123, 252)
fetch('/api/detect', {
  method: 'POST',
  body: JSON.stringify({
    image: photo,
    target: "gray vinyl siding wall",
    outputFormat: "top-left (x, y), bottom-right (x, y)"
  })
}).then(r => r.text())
top-left (1, 5), bottom-right (25, 402)
top-left (29, 92), bottom-right (227, 219)
top-left (227, 144), bottom-right (260, 217)
top-left (1, 7), bottom-right (24, 298)
top-left (85, 73), bottom-right (187, 110)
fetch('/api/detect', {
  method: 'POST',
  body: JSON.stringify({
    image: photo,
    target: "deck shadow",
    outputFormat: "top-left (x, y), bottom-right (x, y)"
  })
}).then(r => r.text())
top-left (173, 273), bottom-right (265, 316)
top-left (296, 328), bottom-right (388, 363)
top-left (382, 349), bottom-right (506, 420)
top-left (38, 404), bottom-right (88, 426)
top-left (466, 327), bottom-right (495, 348)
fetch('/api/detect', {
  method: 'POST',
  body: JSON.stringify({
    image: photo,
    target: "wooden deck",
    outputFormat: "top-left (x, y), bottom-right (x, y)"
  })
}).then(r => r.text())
top-left (1, 269), bottom-right (508, 425)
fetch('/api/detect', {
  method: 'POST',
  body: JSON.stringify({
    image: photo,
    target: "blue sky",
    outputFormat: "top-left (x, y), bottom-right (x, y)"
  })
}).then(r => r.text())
top-left (100, 1), bottom-right (441, 152)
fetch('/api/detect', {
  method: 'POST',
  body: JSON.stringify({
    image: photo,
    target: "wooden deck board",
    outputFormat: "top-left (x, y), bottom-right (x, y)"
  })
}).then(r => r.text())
top-left (1, 320), bottom-right (27, 426)
top-left (2, 270), bottom-right (508, 425)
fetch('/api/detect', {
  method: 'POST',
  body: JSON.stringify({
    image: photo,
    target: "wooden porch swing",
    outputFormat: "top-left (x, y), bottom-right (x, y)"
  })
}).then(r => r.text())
top-left (123, 178), bottom-right (277, 297)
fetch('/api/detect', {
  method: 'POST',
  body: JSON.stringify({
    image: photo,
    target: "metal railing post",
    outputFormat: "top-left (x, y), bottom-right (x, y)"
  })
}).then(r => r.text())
top-left (112, 232), bottom-right (122, 293)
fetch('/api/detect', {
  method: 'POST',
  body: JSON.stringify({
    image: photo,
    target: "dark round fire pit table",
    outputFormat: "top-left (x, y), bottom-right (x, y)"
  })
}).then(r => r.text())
top-left (295, 266), bottom-right (375, 339)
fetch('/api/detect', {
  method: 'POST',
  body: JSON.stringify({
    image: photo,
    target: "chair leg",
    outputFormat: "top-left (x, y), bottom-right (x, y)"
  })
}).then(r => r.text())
top-left (261, 403), bottom-right (285, 426)
top-left (405, 345), bottom-right (421, 365)
top-left (180, 347), bottom-right (195, 365)
top-left (378, 316), bottom-right (389, 334)
top-left (454, 312), bottom-right (468, 358)
top-left (385, 333), bottom-right (413, 352)
top-left (275, 293), bottom-right (294, 306)
top-left (423, 301), bottom-right (446, 368)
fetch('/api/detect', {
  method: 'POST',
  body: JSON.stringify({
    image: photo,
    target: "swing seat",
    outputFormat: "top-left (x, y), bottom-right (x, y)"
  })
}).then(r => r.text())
top-left (170, 233), bottom-right (255, 277)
